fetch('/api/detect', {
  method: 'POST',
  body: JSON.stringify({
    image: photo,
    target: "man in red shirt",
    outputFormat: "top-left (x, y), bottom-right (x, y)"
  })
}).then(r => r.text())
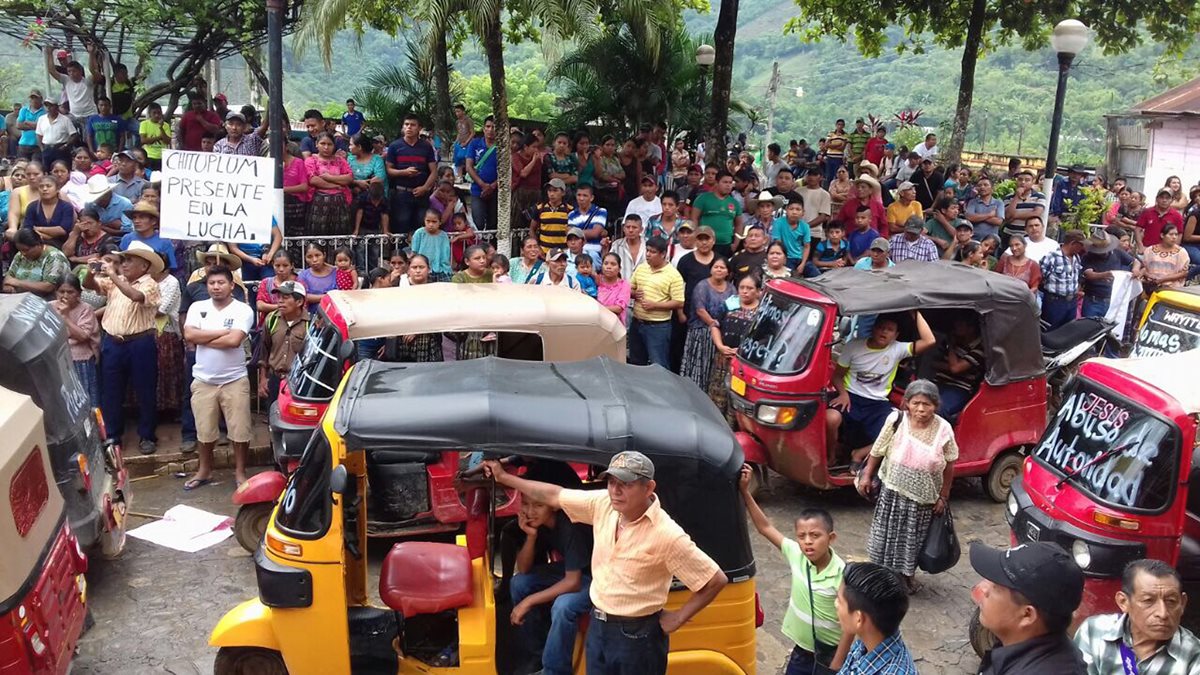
top-left (836, 175), bottom-right (888, 233)
top-left (1135, 188), bottom-right (1183, 248)
top-left (179, 95), bottom-right (222, 151)
top-left (864, 126), bottom-right (888, 167)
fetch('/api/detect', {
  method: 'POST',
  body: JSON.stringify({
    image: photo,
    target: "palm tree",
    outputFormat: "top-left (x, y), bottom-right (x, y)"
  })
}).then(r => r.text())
top-left (352, 37), bottom-right (464, 139)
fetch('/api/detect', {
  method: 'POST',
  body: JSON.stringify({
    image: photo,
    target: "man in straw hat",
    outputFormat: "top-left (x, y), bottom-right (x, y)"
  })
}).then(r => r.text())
top-left (119, 200), bottom-right (176, 271)
top-left (1080, 228), bottom-right (1141, 321)
top-left (83, 174), bottom-right (134, 236)
top-left (836, 174), bottom-right (888, 236)
top-left (83, 240), bottom-right (164, 454)
top-left (179, 243), bottom-right (246, 452)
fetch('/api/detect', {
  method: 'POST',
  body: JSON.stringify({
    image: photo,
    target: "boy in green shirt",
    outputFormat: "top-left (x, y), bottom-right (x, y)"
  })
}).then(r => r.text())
top-left (740, 464), bottom-right (852, 674)
top-left (690, 169), bottom-right (742, 256)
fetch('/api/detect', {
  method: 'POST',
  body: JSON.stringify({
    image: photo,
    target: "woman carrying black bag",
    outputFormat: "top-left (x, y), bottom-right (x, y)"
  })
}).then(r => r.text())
top-left (855, 379), bottom-right (959, 594)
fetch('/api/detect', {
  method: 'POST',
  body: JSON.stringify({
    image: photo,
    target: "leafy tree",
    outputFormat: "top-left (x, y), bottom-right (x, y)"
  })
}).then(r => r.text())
top-left (787, 0), bottom-right (1200, 165)
top-left (457, 67), bottom-right (556, 122)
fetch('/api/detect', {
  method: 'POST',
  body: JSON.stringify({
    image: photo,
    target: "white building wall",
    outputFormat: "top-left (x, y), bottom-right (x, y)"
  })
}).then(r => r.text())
top-left (1146, 118), bottom-right (1200, 194)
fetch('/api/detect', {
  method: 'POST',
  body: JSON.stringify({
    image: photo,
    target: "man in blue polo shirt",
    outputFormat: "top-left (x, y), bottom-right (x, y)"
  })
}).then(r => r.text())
top-left (465, 115), bottom-right (499, 232)
top-left (386, 112), bottom-right (437, 235)
top-left (16, 89), bottom-right (47, 161)
top-left (342, 99), bottom-right (365, 137)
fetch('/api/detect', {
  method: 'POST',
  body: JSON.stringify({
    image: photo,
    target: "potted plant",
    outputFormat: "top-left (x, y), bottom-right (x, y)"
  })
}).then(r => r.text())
top-left (1064, 186), bottom-right (1108, 233)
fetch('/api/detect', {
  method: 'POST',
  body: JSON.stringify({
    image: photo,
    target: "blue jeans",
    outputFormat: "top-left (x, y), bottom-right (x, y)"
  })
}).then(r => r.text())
top-left (1041, 294), bottom-right (1077, 331)
top-left (629, 319), bottom-right (672, 368)
top-left (584, 612), bottom-right (667, 675)
top-left (100, 333), bottom-right (158, 442)
top-left (784, 645), bottom-right (820, 675)
top-left (181, 349), bottom-right (197, 442)
top-left (510, 568), bottom-right (592, 675)
top-left (937, 386), bottom-right (973, 419)
top-left (1184, 244), bottom-right (1200, 279)
top-left (470, 193), bottom-right (498, 233)
top-left (802, 262), bottom-right (822, 278)
top-left (1080, 295), bottom-right (1110, 320)
top-left (823, 157), bottom-right (843, 186)
top-left (390, 189), bottom-right (428, 235)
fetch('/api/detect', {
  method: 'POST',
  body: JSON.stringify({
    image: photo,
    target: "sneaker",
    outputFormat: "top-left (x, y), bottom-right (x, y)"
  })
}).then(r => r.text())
top-left (139, 439), bottom-right (158, 455)
top-left (180, 440), bottom-right (197, 454)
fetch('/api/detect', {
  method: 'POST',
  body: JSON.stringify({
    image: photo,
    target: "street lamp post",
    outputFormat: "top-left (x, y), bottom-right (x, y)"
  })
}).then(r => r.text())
top-left (696, 44), bottom-right (715, 163)
top-left (266, 0), bottom-right (285, 205)
top-left (1043, 19), bottom-right (1089, 202)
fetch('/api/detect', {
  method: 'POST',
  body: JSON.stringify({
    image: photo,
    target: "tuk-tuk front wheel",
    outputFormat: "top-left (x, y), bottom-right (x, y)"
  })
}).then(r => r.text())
top-left (215, 647), bottom-right (287, 675)
top-left (984, 452), bottom-right (1022, 503)
top-left (234, 503), bottom-right (274, 553)
top-left (968, 606), bottom-right (999, 658)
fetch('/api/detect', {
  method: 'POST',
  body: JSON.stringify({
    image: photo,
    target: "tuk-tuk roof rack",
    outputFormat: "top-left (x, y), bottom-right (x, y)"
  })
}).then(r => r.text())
top-left (335, 356), bottom-right (742, 473)
top-left (790, 261), bottom-right (1044, 385)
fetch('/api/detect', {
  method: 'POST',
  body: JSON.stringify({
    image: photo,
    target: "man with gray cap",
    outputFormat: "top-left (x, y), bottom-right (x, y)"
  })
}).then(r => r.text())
top-left (855, 237), bottom-right (895, 270)
top-left (213, 110), bottom-right (265, 156)
top-left (970, 541), bottom-right (1087, 674)
top-left (482, 451), bottom-right (727, 674)
top-left (889, 216), bottom-right (940, 263)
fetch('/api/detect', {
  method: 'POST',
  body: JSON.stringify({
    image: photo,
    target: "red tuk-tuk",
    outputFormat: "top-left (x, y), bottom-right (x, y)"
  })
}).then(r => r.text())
top-left (0, 294), bottom-right (129, 557)
top-left (1006, 350), bottom-right (1200, 617)
top-left (235, 284), bottom-right (626, 550)
top-left (0, 386), bottom-right (89, 674)
top-left (730, 262), bottom-right (1061, 501)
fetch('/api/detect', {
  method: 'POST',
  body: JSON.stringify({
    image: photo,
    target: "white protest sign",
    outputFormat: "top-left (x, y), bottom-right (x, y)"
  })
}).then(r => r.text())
top-left (161, 149), bottom-right (278, 244)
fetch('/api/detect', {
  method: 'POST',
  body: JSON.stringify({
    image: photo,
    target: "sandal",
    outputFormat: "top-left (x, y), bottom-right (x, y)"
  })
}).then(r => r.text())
top-left (183, 477), bottom-right (212, 491)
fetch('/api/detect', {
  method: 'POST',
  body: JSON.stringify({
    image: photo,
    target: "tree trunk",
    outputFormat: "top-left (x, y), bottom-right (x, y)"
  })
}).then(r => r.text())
top-left (945, 0), bottom-right (987, 166)
top-left (708, 0), bottom-right (739, 164)
top-left (483, 2), bottom-right (513, 255)
top-left (431, 25), bottom-right (455, 150)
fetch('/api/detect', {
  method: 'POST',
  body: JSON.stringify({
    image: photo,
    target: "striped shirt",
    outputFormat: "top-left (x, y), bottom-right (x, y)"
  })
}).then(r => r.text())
top-left (534, 201), bottom-right (572, 252)
top-left (629, 262), bottom-right (684, 322)
top-left (1074, 612), bottom-right (1200, 675)
top-left (97, 274), bottom-right (161, 336)
top-left (781, 541), bottom-right (845, 652)
top-left (558, 490), bottom-right (720, 617)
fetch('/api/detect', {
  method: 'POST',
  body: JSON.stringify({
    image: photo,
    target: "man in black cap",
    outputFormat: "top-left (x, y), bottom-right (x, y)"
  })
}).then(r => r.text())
top-left (1050, 164), bottom-right (1088, 224)
top-left (970, 541), bottom-right (1087, 674)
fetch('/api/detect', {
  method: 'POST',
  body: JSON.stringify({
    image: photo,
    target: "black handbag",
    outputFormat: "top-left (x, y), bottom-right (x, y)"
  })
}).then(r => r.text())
top-left (917, 505), bottom-right (961, 574)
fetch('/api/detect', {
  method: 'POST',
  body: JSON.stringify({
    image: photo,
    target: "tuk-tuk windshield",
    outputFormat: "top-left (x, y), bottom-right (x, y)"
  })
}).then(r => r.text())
top-left (1032, 380), bottom-right (1179, 512)
top-left (275, 431), bottom-right (333, 538)
top-left (739, 291), bottom-right (823, 375)
top-left (1132, 302), bottom-right (1200, 357)
top-left (287, 312), bottom-right (344, 402)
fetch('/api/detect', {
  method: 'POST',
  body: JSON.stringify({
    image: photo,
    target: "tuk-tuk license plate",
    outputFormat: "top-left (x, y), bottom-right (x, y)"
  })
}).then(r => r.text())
top-left (730, 376), bottom-right (746, 396)
top-left (1025, 522), bottom-right (1040, 542)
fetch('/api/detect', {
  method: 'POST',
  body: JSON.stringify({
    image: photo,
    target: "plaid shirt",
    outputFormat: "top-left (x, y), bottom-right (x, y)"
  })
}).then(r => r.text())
top-left (1074, 613), bottom-right (1200, 675)
top-left (1039, 248), bottom-right (1081, 297)
top-left (888, 234), bottom-right (940, 262)
top-left (838, 634), bottom-right (917, 675)
top-left (213, 133), bottom-right (265, 156)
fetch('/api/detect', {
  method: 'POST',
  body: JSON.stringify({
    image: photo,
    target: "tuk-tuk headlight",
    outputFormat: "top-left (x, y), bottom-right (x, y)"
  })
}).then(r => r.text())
top-left (756, 405), bottom-right (797, 426)
top-left (1006, 491), bottom-right (1018, 519)
top-left (1072, 540), bottom-right (1092, 570)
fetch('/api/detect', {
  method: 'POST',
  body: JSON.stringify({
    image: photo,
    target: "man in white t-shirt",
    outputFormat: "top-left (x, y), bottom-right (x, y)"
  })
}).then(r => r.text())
top-left (625, 175), bottom-right (663, 225)
top-left (913, 133), bottom-right (939, 161)
top-left (35, 100), bottom-right (77, 168)
top-left (796, 169), bottom-right (832, 241)
top-left (182, 266), bottom-right (256, 489)
top-left (44, 45), bottom-right (98, 118)
top-left (826, 311), bottom-right (935, 466)
top-left (1011, 216), bottom-right (1058, 263)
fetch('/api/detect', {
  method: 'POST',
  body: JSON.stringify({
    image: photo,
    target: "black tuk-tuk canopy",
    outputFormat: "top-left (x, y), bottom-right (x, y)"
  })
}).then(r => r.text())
top-left (336, 357), bottom-right (754, 578)
top-left (794, 261), bottom-right (1043, 385)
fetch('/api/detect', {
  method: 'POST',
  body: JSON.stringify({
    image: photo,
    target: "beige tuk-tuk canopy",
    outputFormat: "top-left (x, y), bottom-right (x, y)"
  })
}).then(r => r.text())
top-left (325, 284), bottom-right (627, 362)
top-left (0, 387), bottom-right (64, 602)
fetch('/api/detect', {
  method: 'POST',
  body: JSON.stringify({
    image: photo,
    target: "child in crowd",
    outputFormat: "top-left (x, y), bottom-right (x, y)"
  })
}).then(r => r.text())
top-left (333, 246), bottom-right (359, 290)
top-left (836, 563), bottom-right (916, 674)
top-left (740, 464), bottom-right (851, 674)
top-left (93, 144), bottom-right (113, 176)
top-left (575, 254), bottom-right (598, 298)
top-left (807, 222), bottom-right (852, 276)
top-left (772, 200), bottom-right (811, 270)
top-left (490, 254), bottom-right (512, 283)
top-left (387, 251), bottom-right (408, 285)
top-left (448, 212), bottom-right (476, 269)
top-left (412, 209), bottom-right (453, 281)
top-left (51, 277), bottom-right (100, 406)
top-left (354, 181), bottom-right (389, 237)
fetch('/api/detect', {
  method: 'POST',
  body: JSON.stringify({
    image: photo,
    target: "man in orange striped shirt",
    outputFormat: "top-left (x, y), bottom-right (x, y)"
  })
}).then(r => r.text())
top-left (483, 451), bottom-right (727, 674)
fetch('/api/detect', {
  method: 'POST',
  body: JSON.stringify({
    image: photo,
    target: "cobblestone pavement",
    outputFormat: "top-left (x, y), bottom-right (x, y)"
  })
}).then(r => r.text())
top-left (75, 469), bottom-right (1012, 674)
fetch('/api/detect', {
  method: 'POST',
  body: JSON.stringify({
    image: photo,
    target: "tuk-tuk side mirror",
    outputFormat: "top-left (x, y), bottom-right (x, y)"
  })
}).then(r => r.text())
top-left (330, 464), bottom-right (349, 495)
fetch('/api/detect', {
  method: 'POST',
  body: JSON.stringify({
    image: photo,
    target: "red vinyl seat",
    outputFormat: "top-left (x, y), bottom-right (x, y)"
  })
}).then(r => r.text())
top-left (379, 542), bottom-right (474, 617)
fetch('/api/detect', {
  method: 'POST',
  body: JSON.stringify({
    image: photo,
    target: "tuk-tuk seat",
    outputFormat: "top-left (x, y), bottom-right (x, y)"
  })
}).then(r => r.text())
top-left (1040, 317), bottom-right (1108, 354)
top-left (368, 449), bottom-right (443, 465)
top-left (380, 542), bottom-right (474, 617)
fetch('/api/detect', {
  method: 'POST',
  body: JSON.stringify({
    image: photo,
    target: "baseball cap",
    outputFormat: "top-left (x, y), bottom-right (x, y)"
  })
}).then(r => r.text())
top-left (547, 247), bottom-right (569, 261)
top-left (677, 221), bottom-right (695, 232)
top-left (566, 226), bottom-right (585, 239)
top-left (28, 88), bottom-right (43, 99)
top-left (869, 237), bottom-right (890, 252)
top-left (640, 174), bottom-right (656, 185)
top-left (897, 180), bottom-right (915, 192)
top-left (546, 178), bottom-right (567, 191)
top-left (1157, 188), bottom-right (1174, 198)
top-left (695, 225), bottom-right (715, 240)
top-left (225, 111), bottom-right (246, 122)
top-left (114, 150), bottom-right (136, 162)
top-left (904, 216), bottom-right (925, 234)
top-left (213, 93), bottom-right (228, 104)
top-left (969, 542), bottom-right (1083, 617)
top-left (955, 220), bottom-right (975, 231)
top-left (272, 280), bottom-right (308, 299)
top-left (600, 451), bottom-right (655, 482)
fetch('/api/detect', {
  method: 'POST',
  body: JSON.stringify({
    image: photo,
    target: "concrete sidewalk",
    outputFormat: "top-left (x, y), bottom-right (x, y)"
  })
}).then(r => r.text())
top-left (120, 420), bottom-right (274, 478)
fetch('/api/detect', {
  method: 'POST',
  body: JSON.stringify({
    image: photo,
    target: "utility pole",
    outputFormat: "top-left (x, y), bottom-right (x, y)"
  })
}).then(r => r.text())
top-left (763, 61), bottom-right (781, 158)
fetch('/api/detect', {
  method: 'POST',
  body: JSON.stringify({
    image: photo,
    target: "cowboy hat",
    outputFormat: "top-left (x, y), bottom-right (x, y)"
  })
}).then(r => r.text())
top-left (746, 190), bottom-right (785, 210)
top-left (84, 174), bottom-right (112, 199)
top-left (858, 161), bottom-right (880, 178)
top-left (854, 174), bottom-right (881, 191)
top-left (195, 242), bottom-right (242, 270)
top-left (121, 240), bottom-right (165, 276)
top-left (125, 201), bottom-right (160, 220)
top-left (1085, 232), bottom-right (1118, 255)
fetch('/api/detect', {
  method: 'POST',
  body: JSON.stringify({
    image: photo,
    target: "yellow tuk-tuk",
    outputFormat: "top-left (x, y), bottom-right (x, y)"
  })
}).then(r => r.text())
top-left (1131, 286), bottom-right (1200, 357)
top-left (0, 387), bottom-right (89, 675)
top-left (212, 357), bottom-right (758, 674)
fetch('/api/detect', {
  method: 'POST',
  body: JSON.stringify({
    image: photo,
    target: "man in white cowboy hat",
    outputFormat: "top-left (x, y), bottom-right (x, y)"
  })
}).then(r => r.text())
top-left (744, 190), bottom-right (785, 233)
top-left (85, 171), bottom-right (134, 236)
top-left (179, 242), bottom-right (247, 453)
top-left (118, 200), bottom-right (176, 271)
top-left (82, 240), bottom-right (164, 455)
top-left (1080, 228), bottom-right (1141, 320)
top-left (182, 263), bottom-right (256, 489)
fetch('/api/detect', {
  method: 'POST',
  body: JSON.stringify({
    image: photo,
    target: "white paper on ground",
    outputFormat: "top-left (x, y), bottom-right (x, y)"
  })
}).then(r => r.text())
top-left (127, 504), bottom-right (235, 553)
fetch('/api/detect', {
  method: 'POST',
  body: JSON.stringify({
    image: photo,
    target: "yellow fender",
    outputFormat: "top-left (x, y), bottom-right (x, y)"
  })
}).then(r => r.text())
top-left (210, 599), bottom-right (281, 651)
top-left (668, 649), bottom-right (749, 675)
